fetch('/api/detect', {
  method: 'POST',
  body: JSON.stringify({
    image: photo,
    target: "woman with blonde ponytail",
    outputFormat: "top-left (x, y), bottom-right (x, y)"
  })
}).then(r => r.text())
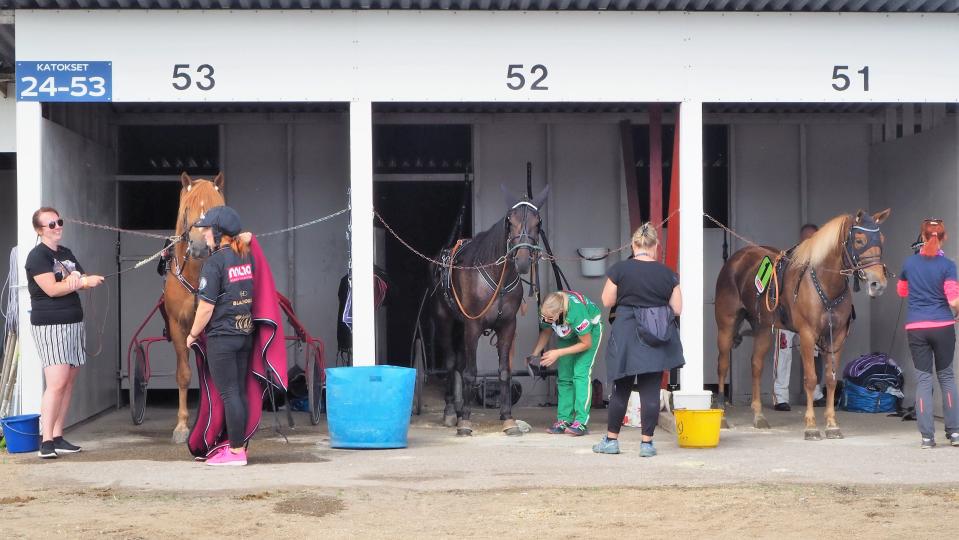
top-left (593, 223), bottom-right (684, 457)
top-left (898, 218), bottom-right (959, 448)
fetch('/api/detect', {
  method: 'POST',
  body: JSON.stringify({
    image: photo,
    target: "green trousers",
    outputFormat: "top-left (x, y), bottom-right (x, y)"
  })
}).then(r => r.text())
top-left (556, 325), bottom-right (602, 426)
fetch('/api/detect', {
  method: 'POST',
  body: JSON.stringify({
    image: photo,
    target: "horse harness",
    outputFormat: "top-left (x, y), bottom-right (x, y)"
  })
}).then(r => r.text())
top-left (763, 217), bottom-right (883, 353)
top-left (441, 200), bottom-right (541, 322)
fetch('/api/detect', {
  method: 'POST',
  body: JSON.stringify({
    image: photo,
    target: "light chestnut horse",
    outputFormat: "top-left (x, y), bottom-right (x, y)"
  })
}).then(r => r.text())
top-left (714, 209), bottom-right (890, 440)
top-left (165, 172), bottom-right (225, 443)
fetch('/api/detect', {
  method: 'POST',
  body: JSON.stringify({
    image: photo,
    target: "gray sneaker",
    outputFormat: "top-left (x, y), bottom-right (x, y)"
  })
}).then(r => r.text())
top-left (948, 433), bottom-right (959, 447)
top-left (640, 441), bottom-right (657, 457)
top-left (921, 438), bottom-right (936, 449)
top-left (592, 436), bottom-right (620, 454)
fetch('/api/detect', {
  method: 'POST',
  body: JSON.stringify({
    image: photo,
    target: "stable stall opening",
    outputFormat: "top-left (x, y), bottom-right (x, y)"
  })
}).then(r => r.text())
top-left (37, 102), bottom-right (352, 426)
top-left (371, 102), bottom-right (694, 408)
top-left (703, 103), bottom-right (959, 414)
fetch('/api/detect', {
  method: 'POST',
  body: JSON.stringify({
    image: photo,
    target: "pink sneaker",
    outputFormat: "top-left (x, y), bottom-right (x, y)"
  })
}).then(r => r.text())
top-left (205, 446), bottom-right (247, 467)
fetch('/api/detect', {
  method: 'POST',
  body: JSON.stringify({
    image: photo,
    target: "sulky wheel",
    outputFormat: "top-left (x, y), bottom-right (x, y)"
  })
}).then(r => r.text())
top-left (412, 336), bottom-right (426, 416)
top-left (308, 346), bottom-right (324, 425)
top-left (130, 344), bottom-right (148, 425)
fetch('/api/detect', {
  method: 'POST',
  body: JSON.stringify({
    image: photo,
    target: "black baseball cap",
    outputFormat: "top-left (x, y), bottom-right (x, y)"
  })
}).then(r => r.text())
top-left (193, 206), bottom-right (242, 237)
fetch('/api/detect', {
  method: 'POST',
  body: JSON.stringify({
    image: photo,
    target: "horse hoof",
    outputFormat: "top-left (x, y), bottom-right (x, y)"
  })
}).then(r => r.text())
top-left (456, 428), bottom-right (473, 437)
top-left (171, 430), bottom-right (188, 444)
top-left (502, 419), bottom-right (522, 436)
top-left (804, 429), bottom-right (822, 441)
top-left (825, 428), bottom-right (844, 439)
top-left (720, 417), bottom-right (731, 429)
top-left (753, 416), bottom-right (770, 430)
top-left (443, 415), bottom-right (458, 428)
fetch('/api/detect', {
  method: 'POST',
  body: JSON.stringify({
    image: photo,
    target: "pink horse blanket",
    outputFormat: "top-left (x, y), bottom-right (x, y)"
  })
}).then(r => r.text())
top-left (187, 235), bottom-right (288, 458)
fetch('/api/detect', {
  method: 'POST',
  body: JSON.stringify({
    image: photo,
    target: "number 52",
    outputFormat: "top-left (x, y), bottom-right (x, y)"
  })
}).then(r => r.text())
top-left (506, 64), bottom-right (549, 91)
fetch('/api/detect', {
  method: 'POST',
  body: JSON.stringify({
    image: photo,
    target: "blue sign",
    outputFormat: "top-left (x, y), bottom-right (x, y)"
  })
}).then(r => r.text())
top-left (16, 61), bottom-right (112, 102)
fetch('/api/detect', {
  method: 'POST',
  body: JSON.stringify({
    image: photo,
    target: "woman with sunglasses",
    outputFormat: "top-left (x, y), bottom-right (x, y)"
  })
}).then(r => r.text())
top-left (24, 207), bottom-right (104, 459)
top-left (898, 218), bottom-right (959, 449)
top-left (531, 290), bottom-right (603, 437)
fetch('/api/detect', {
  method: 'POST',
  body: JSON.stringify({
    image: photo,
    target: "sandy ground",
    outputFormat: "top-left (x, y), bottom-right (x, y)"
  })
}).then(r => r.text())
top-left (3, 384), bottom-right (959, 538)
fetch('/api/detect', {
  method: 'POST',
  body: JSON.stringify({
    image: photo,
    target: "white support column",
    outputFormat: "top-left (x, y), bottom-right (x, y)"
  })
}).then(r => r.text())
top-left (349, 101), bottom-right (376, 366)
top-left (673, 101), bottom-right (711, 410)
top-left (16, 102), bottom-right (43, 414)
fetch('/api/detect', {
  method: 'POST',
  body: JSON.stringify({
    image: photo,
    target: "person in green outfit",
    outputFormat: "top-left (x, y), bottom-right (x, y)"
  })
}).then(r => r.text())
top-left (531, 290), bottom-right (603, 436)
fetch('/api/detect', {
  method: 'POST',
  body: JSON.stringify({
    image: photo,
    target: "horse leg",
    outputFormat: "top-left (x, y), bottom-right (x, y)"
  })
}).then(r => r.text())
top-left (715, 311), bottom-right (738, 429)
top-left (750, 330), bottom-right (772, 429)
top-left (169, 323), bottom-right (192, 444)
top-left (456, 322), bottom-right (482, 437)
top-left (716, 333), bottom-right (733, 429)
top-left (434, 317), bottom-right (458, 428)
top-left (795, 331), bottom-right (821, 440)
top-left (496, 320), bottom-right (521, 436)
top-left (823, 348), bottom-right (843, 439)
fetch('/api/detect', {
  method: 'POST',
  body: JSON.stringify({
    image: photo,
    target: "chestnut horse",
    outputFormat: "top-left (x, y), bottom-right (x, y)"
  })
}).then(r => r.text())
top-left (165, 172), bottom-right (225, 443)
top-left (715, 209), bottom-right (890, 440)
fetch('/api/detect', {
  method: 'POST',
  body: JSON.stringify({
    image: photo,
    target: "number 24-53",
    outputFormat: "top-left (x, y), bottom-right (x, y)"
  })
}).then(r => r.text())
top-left (506, 64), bottom-right (549, 91)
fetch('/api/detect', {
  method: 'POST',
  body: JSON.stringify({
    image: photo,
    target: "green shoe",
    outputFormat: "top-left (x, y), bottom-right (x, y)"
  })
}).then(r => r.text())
top-left (546, 421), bottom-right (570, 434)
top-left (564, 421), bottom-right (589, 437)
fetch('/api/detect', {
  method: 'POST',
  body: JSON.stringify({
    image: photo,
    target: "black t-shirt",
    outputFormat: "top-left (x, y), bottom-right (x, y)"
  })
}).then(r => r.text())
top-left (24, 243), bottom-right (85, 326)
top-left (605, 258), bottom-right (679, 308)
top-left (198, 247), bottom-right (255, 337)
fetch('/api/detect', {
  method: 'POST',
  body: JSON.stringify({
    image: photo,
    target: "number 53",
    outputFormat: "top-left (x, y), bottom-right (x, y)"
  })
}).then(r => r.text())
top-left (172, 64), bottom-right (216, 91)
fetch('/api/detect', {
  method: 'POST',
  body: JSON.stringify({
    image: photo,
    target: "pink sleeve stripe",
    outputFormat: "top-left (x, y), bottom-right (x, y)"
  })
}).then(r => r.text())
top-left (897, 280), bottom-right (909, 298)
top-left (945, 280), bottom-right (959, 302)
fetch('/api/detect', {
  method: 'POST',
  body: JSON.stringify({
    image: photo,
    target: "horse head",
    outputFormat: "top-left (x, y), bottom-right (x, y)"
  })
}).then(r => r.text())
top-left (849, 208), bottom-right (891, 297)
top-left (501, 184), bottom-right (549, 275)
top-left (178, 172), bottom-right (226, 259)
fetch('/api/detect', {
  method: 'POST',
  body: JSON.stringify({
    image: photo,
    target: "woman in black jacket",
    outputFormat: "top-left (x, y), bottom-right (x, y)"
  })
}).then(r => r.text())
top-left (593, 223), bottom-right (684, 457)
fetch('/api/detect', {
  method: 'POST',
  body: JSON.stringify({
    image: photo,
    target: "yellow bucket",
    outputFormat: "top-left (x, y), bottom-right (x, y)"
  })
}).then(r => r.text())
top-left (674, 409), bottom-right (723, 448)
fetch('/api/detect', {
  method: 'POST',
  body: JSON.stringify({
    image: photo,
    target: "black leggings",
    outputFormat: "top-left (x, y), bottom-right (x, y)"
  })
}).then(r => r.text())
top-left (607, 372), bottom-right (662, 438)
top-left (206, 334), bottom-right (252, 449)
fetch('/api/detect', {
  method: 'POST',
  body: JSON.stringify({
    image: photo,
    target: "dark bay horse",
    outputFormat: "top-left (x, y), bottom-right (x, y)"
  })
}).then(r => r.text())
top-left (429, 186), bottom-right (549, 436)
top-left (715, 209), bottom-right (890, 440)
top-left (165, 172), bottom-right (225, 443)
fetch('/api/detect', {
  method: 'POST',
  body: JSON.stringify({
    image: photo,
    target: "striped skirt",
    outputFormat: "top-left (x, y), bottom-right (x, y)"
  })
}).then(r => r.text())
top-left (31, 322), bottom-right (86, 368)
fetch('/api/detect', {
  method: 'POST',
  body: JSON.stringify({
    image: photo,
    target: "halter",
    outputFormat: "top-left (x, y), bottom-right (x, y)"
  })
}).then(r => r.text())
top-left (504, 200), bottom-right (542, 258)
top-left (170, 188), bottom-right (215, 297)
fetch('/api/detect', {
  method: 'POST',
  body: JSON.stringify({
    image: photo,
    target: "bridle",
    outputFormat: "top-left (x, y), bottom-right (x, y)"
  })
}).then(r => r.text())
top-left (169, 183), bottom-right (219, 296)
top-left (504, 200), bottom-right (542, 260)
top-left (841, 216), bottom-right (886, 285)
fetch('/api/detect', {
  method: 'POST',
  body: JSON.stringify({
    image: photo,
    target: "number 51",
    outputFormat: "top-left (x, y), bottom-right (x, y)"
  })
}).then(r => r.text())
top-left (832, 65), bottom-right (869, 92)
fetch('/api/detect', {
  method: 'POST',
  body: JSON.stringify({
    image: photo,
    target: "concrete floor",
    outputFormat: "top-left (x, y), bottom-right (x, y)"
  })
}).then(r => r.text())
top-left (6, 394), bottom-right (959, 493)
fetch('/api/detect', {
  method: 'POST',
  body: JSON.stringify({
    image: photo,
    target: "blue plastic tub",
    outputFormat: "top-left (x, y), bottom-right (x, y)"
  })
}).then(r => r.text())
top-left (1, 414), bottom-right (41, 453)
top-left (325, 366), bottom-right (415, 449)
